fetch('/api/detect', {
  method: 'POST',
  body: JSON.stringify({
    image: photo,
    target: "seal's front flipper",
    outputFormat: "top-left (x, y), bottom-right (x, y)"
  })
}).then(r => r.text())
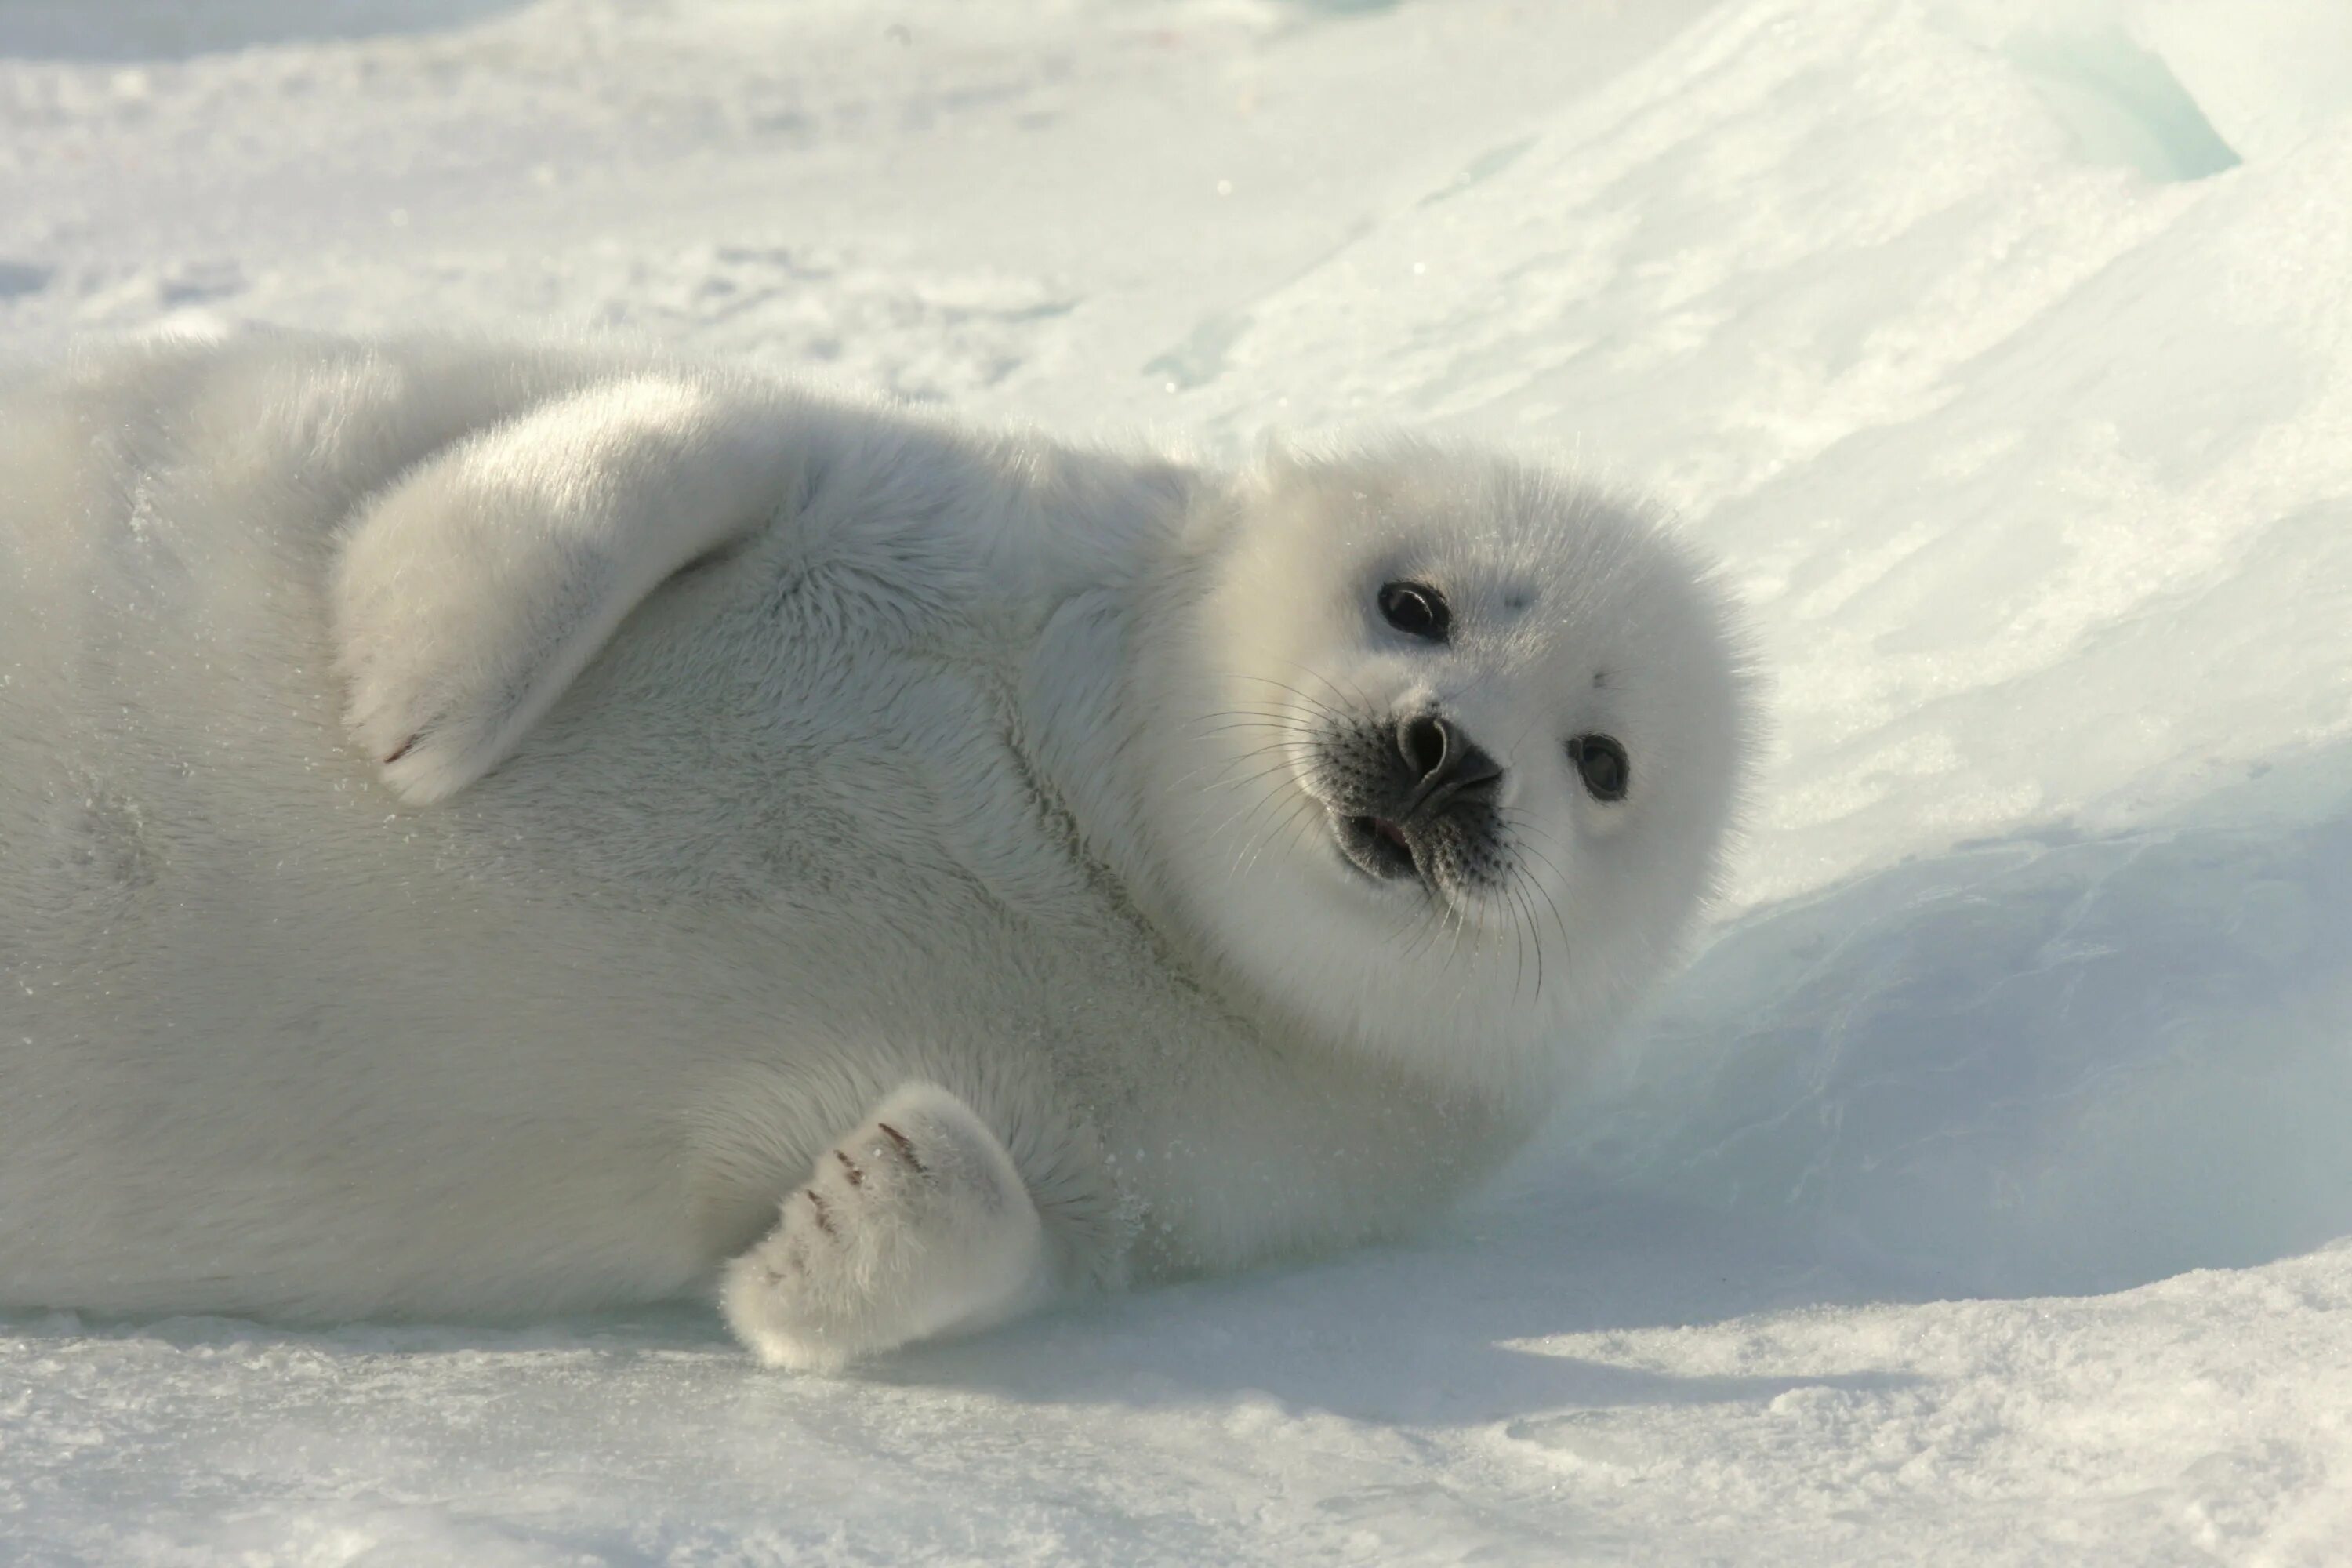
top-left (720, 1082), bottom-right (1054, 1370)
top-left (332, 374), bottom-right (797, 804)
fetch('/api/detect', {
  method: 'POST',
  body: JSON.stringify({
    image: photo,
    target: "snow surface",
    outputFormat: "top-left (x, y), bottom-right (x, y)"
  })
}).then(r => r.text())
top-left (5, 1), bottom-right (2352, 1562)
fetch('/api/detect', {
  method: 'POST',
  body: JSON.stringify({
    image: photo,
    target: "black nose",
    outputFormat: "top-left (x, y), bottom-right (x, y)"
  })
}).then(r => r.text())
top-left (1396, 714), bottom-right (1501, 814)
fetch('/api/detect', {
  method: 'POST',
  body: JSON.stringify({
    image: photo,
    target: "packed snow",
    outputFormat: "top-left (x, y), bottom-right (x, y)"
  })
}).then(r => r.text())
top-left (4, 0), bottom-right (2350, 1562)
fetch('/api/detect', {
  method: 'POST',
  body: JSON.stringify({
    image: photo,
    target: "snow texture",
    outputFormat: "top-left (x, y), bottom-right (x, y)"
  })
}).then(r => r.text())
top-left (3, 0), bottom-right (2350, 1562)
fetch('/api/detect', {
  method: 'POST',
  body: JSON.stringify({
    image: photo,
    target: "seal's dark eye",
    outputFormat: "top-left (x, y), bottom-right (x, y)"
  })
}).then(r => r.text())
top-left (1567, 734), bottom-right (1629, 801)
top-left (1377, 581), bottom-right (1450, 641)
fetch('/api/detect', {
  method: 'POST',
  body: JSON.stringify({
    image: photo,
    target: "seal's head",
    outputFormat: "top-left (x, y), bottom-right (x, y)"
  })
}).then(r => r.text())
top-left (1144, 442), bottom-right (1757, 1088)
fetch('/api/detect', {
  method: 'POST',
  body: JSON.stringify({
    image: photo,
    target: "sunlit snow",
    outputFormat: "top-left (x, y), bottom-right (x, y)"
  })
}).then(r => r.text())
top-left (3, 1), bottom-right (2348, 1562)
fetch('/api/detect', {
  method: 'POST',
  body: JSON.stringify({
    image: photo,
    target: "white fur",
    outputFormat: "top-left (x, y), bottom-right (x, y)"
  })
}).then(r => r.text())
top-left (0, 331), bottom-right (1755, 1367)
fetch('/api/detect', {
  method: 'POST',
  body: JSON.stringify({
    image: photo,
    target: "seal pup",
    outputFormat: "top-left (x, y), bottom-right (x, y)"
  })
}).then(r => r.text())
top-left (0, 332), bottom-right (1755, 1367)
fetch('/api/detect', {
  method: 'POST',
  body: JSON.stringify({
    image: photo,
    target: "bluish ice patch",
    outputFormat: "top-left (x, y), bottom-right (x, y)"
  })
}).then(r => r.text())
top-left (2003, 27), bottom-right (2243, 182)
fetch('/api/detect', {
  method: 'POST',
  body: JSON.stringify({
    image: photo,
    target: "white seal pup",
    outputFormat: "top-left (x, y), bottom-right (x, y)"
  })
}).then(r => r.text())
top-left (0, 332), bottom-right (1755, 1368)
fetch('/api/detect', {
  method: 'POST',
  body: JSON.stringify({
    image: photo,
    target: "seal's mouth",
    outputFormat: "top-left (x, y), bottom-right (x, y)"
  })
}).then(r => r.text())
top-left (1308, 713), bottom-right (1506, 902)
top-left (1335, 812), bottom-right (1421, 884)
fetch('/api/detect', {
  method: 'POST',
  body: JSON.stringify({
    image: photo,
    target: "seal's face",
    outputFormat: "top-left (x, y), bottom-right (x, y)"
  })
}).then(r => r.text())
top-left (1149, 446), bottom-right (1754, 1085)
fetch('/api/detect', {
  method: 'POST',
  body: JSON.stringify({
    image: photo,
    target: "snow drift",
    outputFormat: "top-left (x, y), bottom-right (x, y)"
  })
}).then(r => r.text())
top-left (2, 0), bottom-right (2349, 1561)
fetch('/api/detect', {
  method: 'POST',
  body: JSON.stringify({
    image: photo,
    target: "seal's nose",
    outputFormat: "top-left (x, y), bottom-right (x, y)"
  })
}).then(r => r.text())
top-left (1396, 714), bottom-right (1502, 815)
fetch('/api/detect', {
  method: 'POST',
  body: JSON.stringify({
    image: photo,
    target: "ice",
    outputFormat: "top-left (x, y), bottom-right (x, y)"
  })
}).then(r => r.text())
top-left (3, 0), bottom-right (2350, 1562)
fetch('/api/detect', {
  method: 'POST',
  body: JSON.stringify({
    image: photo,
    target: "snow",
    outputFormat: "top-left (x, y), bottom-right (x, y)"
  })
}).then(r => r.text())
top-left (4, 1), bottom-right (2350, 1562)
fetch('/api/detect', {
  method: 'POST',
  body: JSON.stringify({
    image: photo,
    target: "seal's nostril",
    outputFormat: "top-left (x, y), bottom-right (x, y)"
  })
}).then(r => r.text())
top-left (1396, 713), bottom-right (1503, 815)
top-left (1399, 714), bottom-right (1450, 782)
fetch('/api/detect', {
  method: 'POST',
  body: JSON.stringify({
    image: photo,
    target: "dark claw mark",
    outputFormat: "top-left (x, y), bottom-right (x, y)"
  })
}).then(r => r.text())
top-left (835, 1150), bottom-right (864, 1186)
top-left (877, 1122), bottom-right (927, 1175)
top-left (805, 1189), bottom-right (836, 1236)
top-left (384, 735), bottom-right (419, 764)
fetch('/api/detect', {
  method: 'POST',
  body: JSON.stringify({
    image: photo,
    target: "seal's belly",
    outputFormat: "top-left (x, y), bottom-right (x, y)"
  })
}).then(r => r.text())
top-left (1, 534), bottom-right (1164, 1317)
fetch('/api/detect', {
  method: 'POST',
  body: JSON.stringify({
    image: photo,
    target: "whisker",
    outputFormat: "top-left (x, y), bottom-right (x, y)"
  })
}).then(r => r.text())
top-left (1229, 674), bottom-right (1352, 728)
top-left (1508, 877), bottom-right (1530, 1006)
top-left (1512, 873), bottom-right (1547, 1002)
top-left (1164, 739), bottom-right (1312, 795)
top-left (1243, 790), bottom-right (1330, 880)
top-left (1444, 891), bottom-right (1475, 978)
top-left (1207, 780), bottom-right (1308, 866)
